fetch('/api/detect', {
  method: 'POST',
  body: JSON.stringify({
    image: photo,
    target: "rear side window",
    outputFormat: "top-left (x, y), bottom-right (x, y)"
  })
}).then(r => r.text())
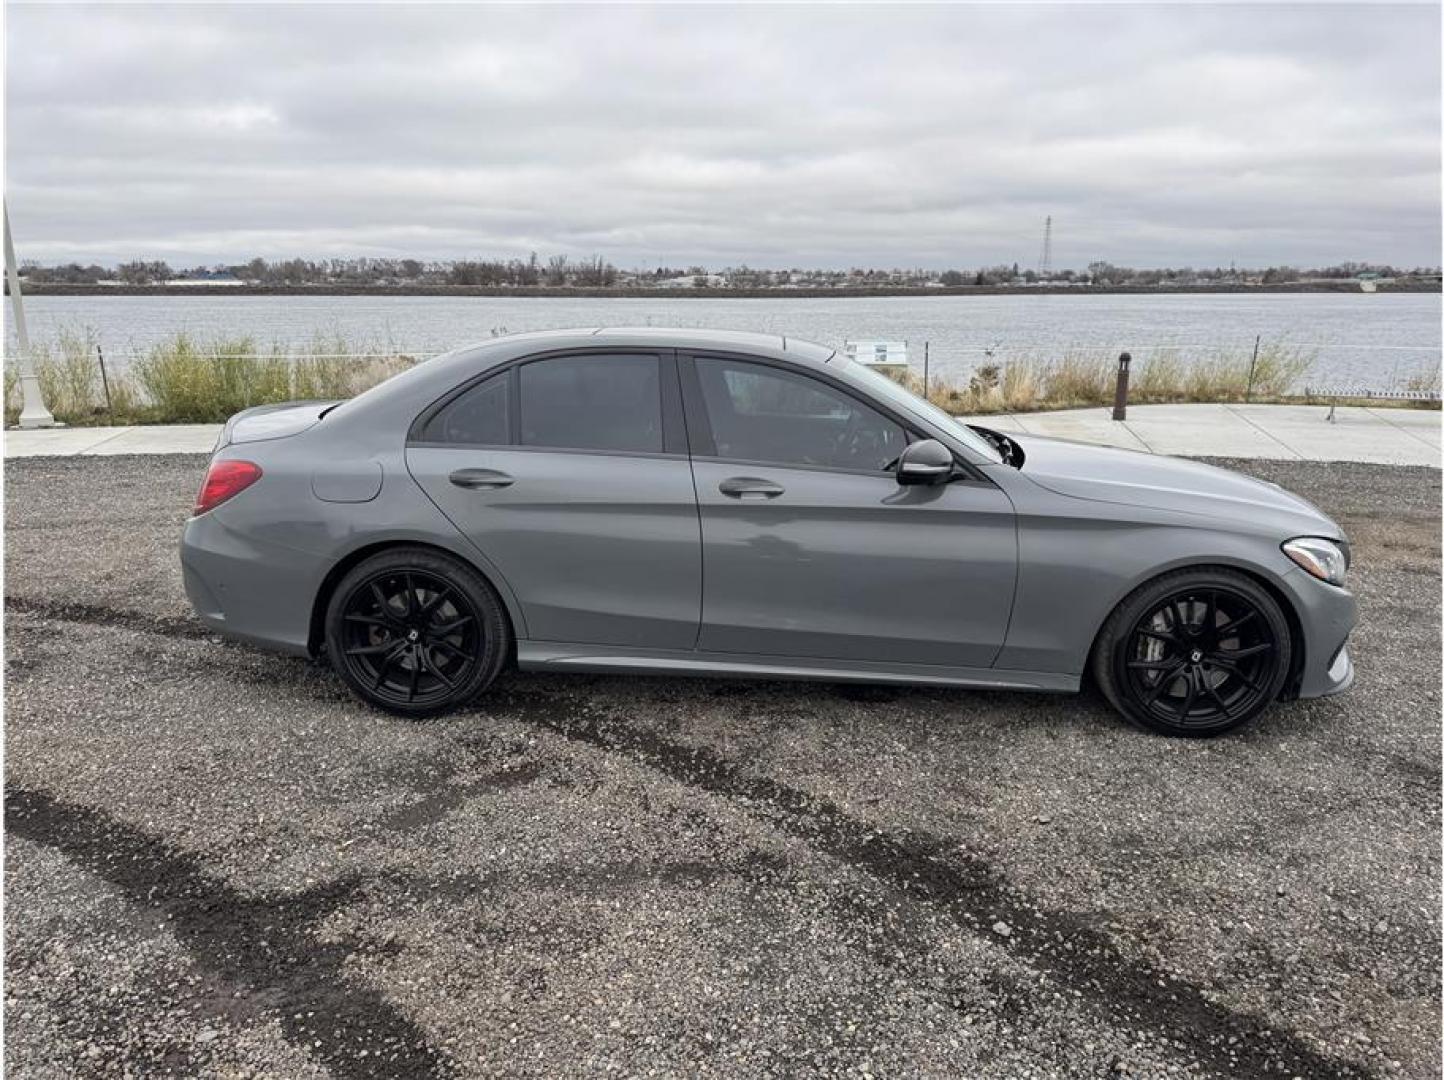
top-left (694, 357), bottom-right (907, 472)
top-left (519, 355), bottom-right (663, 454)
top-left (421, 371), bottom-right (509, 444)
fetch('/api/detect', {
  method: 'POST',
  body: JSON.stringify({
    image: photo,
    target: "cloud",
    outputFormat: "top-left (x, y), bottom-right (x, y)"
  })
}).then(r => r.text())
top-left (5, 2), bottom-right (1439, 268)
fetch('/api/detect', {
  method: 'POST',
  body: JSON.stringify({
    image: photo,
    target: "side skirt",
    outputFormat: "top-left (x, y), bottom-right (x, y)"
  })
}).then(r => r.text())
top-left (515, 641), bottom-right (1079, 693)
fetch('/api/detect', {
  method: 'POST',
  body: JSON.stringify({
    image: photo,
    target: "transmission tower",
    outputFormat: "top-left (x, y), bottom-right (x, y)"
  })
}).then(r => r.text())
top-left (1038, 215), bottom-right (1053, 278)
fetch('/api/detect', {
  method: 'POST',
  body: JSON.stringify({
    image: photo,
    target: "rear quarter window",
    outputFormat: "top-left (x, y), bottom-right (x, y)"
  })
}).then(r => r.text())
top-left (420, 371), bottom-right (509, 445)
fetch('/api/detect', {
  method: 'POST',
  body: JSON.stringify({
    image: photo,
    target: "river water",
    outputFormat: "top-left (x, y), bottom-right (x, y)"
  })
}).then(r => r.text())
top-left (8, 291), bottom-right (1441, 390)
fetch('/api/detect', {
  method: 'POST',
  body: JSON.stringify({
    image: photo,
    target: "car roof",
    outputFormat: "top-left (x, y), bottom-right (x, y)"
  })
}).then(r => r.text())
top-left (447, 326), bottom-right (837, 366)
top-left (590, 326), bottom-right (836, 363)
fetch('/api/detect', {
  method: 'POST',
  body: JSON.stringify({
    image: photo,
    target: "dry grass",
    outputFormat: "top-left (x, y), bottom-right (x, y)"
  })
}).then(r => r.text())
top-left (5, 330), bottom-right (1436, 426)
top-left (904, 339), bottom-right (1340, 415)
top-left (6, 329), bottom-right (419, 425)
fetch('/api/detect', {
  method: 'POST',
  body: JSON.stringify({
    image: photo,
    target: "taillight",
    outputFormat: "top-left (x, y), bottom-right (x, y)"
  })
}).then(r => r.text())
top-left (194, 460), bottom-right (262, 516)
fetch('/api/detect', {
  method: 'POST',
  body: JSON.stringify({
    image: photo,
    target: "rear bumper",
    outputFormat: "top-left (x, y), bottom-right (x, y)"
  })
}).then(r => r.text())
top-left (180, 511), bottom-right (320, 656)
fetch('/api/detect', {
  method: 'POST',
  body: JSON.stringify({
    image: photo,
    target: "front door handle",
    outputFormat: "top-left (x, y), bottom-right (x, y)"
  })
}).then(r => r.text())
top-left (449, 467), bottom-right (514, 490)
top-left (719, 476), bottom-right (784, 500)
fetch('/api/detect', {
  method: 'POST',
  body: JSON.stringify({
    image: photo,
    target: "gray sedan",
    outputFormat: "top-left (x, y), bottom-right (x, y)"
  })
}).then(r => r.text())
top-left (181, 328), bottom-right (1356, 736)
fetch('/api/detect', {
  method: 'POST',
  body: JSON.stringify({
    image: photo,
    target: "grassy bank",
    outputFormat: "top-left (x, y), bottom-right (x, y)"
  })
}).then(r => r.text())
top-left (911, 340), bottom-right (1353, 414)
top-left (4, 330), bottom-right (418, 426)
top-left (4, 329), bottom-right (1439, 427)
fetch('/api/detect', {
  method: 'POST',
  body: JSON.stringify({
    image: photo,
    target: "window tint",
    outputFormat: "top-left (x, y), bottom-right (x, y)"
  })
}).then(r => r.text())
top-left (695, 358), bottom-right (908, 472)
top-left (519, 354), bottom-right (663, 454)
top-left (422, 371), bottom-right (509, 444)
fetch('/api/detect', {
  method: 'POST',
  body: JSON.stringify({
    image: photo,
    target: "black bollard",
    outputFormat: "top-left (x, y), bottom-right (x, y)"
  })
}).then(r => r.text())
top-left (1112, 351), bottom-right (1131, 421)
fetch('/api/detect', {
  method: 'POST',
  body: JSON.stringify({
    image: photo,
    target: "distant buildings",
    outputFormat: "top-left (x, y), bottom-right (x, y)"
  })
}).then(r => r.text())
top-left (167, 269), bottom-right (244, 286)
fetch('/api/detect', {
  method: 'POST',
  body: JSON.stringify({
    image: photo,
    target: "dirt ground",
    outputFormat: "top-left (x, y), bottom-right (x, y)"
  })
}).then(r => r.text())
top-left (4, 454), bottom-right (1439, 1078)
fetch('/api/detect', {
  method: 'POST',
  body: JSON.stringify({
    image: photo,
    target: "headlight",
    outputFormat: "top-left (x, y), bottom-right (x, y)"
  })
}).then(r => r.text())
top-left (1283, 537), bottom-right (1349, 585)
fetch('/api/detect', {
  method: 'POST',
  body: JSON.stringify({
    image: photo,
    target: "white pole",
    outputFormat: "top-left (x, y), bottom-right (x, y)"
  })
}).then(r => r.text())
top-left (4, 201), bottom-right (57, 428)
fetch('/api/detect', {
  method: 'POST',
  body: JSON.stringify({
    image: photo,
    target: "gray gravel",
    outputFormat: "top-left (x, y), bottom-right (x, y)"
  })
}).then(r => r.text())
top-left (4, 454), bottom-right (1440, 1078)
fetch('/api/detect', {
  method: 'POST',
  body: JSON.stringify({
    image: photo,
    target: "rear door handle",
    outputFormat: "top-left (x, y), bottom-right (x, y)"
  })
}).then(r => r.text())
top-left (719, 476), bottom-right (784, 500)
top-left (449, 468), bottom-right (514, 490)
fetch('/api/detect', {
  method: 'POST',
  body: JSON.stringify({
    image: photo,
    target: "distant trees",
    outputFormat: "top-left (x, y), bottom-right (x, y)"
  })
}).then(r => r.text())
top-left (20, 260), bottom-right (111, 284)
top-left (516, 252), bottom-right (541, 287)
top-left (571, 255), bottom-right (618, 287)
top-left (1085, 261), bottom-right (1133, 286)
top-left (116, 260), bottom-right (172, 284)
top-left (14, 255), bottom-right (1440, 291)
top-left (544, 255), bottom-right (569, 287)
top-left (973, 264), bottom-right (1021, 286)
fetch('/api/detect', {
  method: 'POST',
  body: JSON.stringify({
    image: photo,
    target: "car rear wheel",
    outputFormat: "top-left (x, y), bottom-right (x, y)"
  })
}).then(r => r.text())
top-left (1092, 568), bottom-right (1292, 737)
top-left (324, 547), bottom-right (510, 718)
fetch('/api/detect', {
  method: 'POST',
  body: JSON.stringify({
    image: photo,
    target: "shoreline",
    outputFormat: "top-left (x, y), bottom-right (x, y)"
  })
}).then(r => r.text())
top-left (12, 281), bottom-right (1441, 299)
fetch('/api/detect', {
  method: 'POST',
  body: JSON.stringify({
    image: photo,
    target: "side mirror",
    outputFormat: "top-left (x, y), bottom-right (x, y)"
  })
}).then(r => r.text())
top-left (896, 438), bottom-right (954, 485)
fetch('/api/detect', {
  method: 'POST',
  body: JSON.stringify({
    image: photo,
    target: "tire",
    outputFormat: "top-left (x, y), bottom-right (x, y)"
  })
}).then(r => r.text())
top-left (324, 546), bottom-right (510, 718)
top-left (1091, 568), bottom-right (1293, 737)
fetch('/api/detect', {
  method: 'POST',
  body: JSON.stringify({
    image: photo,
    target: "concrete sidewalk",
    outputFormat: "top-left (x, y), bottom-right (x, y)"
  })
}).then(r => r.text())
top-left (2, 424), bottom-right (220, 458)
top-left (963, 403), bottom-right (1439, 467)
top-left (2, 403), bottom-right (1439, 466)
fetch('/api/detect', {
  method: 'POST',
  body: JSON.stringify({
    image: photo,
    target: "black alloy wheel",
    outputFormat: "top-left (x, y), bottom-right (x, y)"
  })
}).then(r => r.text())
top-left (1094, 569), bottom-right (1292, 736)
top-left (325, 548), bottom-right (510, 717)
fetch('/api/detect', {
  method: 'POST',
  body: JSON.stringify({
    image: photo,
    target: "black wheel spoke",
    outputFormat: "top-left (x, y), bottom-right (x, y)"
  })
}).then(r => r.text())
top-left (424, 650), bottom-right (456, 689)
top-left (1215, 642), bottom-right (1272, 660)
top-left (1142, 671), bottom-right (1180, 706)
top-left (1203, 677), bottom-right (1232, 718)
top-left (1128, 658), bottom-right (1181, 671)
top-left (345, 613), bottom-right (394, 629)
top-left (1176, 669), bottom-right (1199, 717)
top-left (1136, 628), bottom-right (1180, 646)
top-left (430, 639), bottom-right (469, 661)
top-left (1216, 609), bottom-right (1257, 636)
top-left (1171, 600), bottom-right (1190, 636)
top-left (368, 582), bottom-right (392, 618)
top-left (420, 588), bottom-right (451, 618)
top-left (1211, 658), bottom-right (1263, 693)
top-left (432, 614), bottom-right (474, 636)
top-left (372, 644), bottom-right (405, 690)
top-left (346, 640), bottom-right (397, 656)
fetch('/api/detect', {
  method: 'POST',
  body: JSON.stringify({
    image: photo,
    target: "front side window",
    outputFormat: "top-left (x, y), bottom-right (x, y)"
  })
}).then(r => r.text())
top-left (421, 370), bottom-right (509, 445)
top-left (519, 354), bottom-right (664, 454)
top-left (840, 356), bottom-right (1003, 464)
top-left (694, 358), bottom-right (907, 472)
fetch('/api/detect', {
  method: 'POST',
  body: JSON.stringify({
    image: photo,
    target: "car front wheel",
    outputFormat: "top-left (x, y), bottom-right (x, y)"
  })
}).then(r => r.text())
top-left (1092, 568), bottom-right (1293, 736)
top-left (324, 547), bottom-right (510, 718)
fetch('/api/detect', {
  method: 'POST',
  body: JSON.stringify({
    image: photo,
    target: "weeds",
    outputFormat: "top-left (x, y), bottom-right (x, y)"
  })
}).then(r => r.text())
top-left (4, 366), bottom-right (17, 426)
top-left (5, 328), bottom-right (418, 425)
top-left (905, 339), bottom-right (1326, 415)
top-left (2, 329), bottom-right (1434, 426)
top-left (1405, 366), bottom-right (1442, 395)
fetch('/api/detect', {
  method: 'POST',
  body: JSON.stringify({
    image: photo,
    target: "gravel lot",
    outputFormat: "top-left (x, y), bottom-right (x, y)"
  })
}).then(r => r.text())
top-left (4, 453), bottom-right (1439, 1079)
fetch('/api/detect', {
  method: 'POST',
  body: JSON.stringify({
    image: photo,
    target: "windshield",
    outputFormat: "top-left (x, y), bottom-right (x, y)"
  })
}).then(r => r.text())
top-left (839, 356), bottom-right (1004, 464)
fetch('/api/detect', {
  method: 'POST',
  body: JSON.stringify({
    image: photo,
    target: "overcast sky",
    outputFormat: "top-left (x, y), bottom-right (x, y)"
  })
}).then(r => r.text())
top-left (5, 2), bottom-right (1440, 270)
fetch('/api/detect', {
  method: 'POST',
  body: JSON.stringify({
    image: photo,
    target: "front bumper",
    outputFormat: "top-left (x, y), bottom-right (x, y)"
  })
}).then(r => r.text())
top-left (1280, 567), bottom-right (1357, 699)
top-left (1317, 642), bottom-right (1355, 697)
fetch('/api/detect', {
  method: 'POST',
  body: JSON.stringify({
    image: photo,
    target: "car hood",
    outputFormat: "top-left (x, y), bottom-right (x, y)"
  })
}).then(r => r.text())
top-left (1007, 432), bottom-right (1341, 538)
